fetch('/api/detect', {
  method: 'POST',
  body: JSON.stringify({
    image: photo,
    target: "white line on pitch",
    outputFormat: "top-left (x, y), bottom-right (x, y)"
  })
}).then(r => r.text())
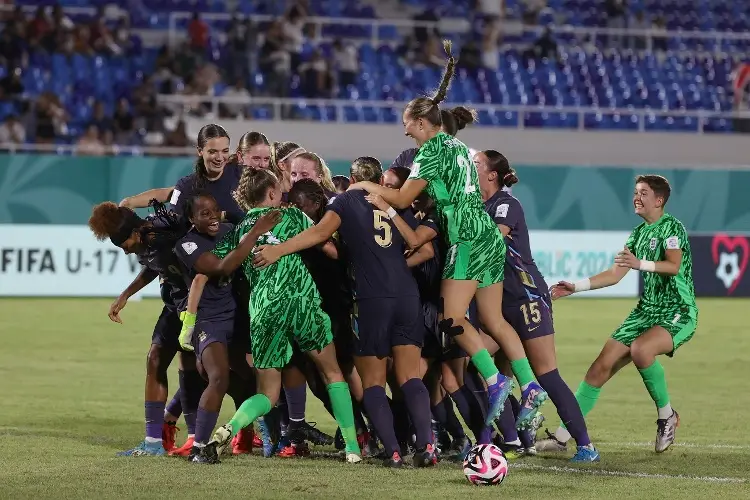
top-left (605, 441), bottom-right (750, 450)
top-left (512, 463), bottom-right (748, 483)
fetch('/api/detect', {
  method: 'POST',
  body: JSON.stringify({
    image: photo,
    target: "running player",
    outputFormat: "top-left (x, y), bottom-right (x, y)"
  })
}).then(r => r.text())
top-left (539, 175), bottom-right (696, 454)
top-left (475, 150), bottom-right (599, 462)
top-left (348, 40), bottom-right (545, 428)
top-left (88, 201), bottom-right (194, 456)
top-left (205, 168), bottom-right (362, 464)
top-left (254, 157), bottom-right (437, 468)
top-left (289, 151), bottom-right (337, 196)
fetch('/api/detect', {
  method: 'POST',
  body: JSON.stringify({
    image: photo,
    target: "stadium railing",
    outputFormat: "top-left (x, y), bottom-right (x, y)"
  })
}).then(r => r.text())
top-left (156, 94), bottom-right (750, 134)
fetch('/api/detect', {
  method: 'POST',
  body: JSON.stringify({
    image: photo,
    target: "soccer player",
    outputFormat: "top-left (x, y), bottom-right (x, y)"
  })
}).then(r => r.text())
top-left (232, 131), bottom-right (271, 170)
top-left (269, 141), bottom-right (306, 194)
top-left (254, 157), bottom-right (437, 468)
top-left (474, 150), bottom-right (599, 462)
top-left (204, 168), bottom-right (362, 464)
top-left (289, 151), bottom-right (337, 196)
top-left (88, 201), bottom-right (196, 456)
top-left (538, 175), bottom-right (696, 454)
top-left (347, 40), bottom-right (545, 428)
top-left (332, 175), bottom-right (350, 194)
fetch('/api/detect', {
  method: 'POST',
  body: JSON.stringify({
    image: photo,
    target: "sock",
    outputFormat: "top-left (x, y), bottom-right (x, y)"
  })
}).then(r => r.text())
top-left (538, 369), bottom-right (591, 447)
top-left (509, 394), bottom-right (520, 418)
top-left (433, 396), bottom-right (465, 440)
top-left (465, 368), bottom-right (490, 420)
top-left (453, 384), bottom-right (487, 443)
top-left (145, 401), bottom-right (165, 441)
top-left (363, 386), bottom-right (399, 456)
top-left (470, 349), bottom-right (500, 384)
top-left (556, 381), bottom-right (601, 442)
top-left (496, 397), bottom-right (519, 443)
top-left (400, 378), bottom-right (433, 449)
top-left (165, 389), bottom-right (182, 420)
top-left (510, 358), bottom-right (536, 390)
top-left (278, 387), bottom-right (289, 437)
top-left (388, 396), bottom-right (412, 447)
top-left (194, 407), bottom-right (220, 445)
top-left (326, 381), bottom-right (360, 455)
top-left (637, 361), bottom-right (672, 419)
top-left (180, 370), bottom-right (205, 436)
top-left (228, 394), bottom-right (272, 438)
top-left (284, 383), bottom-right (307, 421)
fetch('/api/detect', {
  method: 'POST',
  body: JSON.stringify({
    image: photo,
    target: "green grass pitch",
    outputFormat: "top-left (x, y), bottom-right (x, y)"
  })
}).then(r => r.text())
top-left (0, 297), bottom-right (748, 499)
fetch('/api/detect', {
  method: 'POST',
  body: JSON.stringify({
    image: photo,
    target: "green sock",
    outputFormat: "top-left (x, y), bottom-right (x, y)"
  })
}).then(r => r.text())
top-left (326, 381), bottom-right (361, 455)
top-left (561, 381), bottom-right (601, 430)
top-left (228, 394), bottom-right (272, 438)
top-left (470, 349), bottom-right (500, 382)
top-left (638, 360), bottom-right (670, 409)
top-left (510, 358), bottom-right (535, 388)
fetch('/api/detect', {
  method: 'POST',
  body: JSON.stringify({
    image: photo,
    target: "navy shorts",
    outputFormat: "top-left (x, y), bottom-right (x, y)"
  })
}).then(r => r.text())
top-left (152, 306), bottom-right (182, 351)
top-left (421, 302), bottom-right (466, 361)
top-left (503, 296), bottom-right (554, 341)
top-left (353, 296), bottom-right (422, 358)
top-left (330, 310), bottom-right (355, 365)
top-left (192, 316), bottom-right (234, 360)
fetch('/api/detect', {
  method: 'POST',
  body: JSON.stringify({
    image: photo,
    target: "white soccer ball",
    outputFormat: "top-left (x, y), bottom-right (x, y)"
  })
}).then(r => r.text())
top-left (462, 443), bottom-right (509, 486)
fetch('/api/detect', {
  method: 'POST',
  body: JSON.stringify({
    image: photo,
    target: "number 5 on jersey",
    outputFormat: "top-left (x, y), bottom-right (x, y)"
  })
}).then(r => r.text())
top-left (373, 210), bottom-right (393, 248)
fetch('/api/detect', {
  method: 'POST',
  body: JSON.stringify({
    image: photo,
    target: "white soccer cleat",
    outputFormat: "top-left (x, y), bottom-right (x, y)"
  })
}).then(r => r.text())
top-left (209, 424), bottom-right (233, 456)
top-left (655, 410), bottom-right (679, 453)
top-left (346, 452), bottom-right (362, 464)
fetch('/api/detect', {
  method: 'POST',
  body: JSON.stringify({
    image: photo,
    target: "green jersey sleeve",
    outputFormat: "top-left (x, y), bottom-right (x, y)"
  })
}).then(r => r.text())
top-left (408, 141), bottom-right (440, 183)
top-left (661, 218), bottom-right (688, 252)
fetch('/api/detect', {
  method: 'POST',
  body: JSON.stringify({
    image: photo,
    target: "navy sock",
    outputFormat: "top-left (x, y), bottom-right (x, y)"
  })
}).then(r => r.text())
top-left (388, 396), bottom-right (412, 447)
top-left (363, 386), bottom-right (399, 456)
top-left (145, 401), bottom-right (165, 440)
top-left (352, 399), bottom-right (367, 434)
top-left (165, 388), bottom-right (182, 419)
top-left (538, 369), bottom-right (591, 447)
top-left (284, 383), bottom-right (307, 421)
top-left (432, 397), bottom-right (466, 441)
top-left (456, 384), bottom-right (487, 442)
top-left (497, 397), bottom-right (519, 443)
top-left (194, 407), bottom-right (219, 445)
top-left (401, 378), bottom-right (433, 449)
top-left (180, 369), bottom-right (205, 435)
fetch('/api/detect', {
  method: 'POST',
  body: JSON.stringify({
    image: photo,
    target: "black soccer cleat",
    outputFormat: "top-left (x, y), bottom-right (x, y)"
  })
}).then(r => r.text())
top-left (412, 443), bottom-right (438, 468)
top-left (298, 421), bottom-right (334, 446)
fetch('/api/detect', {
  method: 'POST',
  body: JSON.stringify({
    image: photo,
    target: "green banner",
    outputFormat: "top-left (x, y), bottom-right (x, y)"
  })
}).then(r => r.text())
top-left (1, 154), bottom-right (748, 231)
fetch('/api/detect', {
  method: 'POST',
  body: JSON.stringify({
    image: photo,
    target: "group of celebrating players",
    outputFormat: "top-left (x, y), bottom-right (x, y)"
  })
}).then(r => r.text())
top-left (87, 41), bottom-right (698, 467)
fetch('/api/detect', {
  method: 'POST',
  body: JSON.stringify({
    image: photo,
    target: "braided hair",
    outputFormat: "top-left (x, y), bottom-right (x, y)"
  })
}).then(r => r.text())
top-left (234, 168), bottom-right (280, 211)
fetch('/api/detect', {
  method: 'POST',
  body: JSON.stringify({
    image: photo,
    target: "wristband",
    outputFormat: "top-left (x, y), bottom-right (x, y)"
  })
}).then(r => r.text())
top-left (639, 260), bottom-right (656, 272)
top-left (573, 278), bottom-right (591, 292)
top-left (386, 207), bottom-right (398, 219)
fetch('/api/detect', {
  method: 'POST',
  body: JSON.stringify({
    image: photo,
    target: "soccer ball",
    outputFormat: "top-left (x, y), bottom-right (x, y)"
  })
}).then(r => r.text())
top-left (462, 444), bottom-right (509, 486)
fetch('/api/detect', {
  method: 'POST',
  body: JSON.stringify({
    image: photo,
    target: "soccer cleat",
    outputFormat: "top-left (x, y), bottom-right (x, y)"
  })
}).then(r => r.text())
top-left (448, 436), bottom-right (472, 461)
top-left (412, 443), bottom-right (438, 467)
top-left (529, 413), bottom-right (546, 442)
top-left (356, 430), bottom-right (373, 457)
top-left (655, 410), bottom-right (679, 453)
top-left (499, 442), bottom-right (526, 460)
top-left (345, 452), bottom-right (362, 464)
top-left (383, 451), bottom-right (404, 468)
top-left (298, 421), bottom-right (334, 446)
top-left (169, 436), bottom-right (195, 457)
top-left (570, 444), bottom-right (600, 462)
top-left (162, 421), bottom-right (178, 452)
top-left (116, 440), bottom-right (166, 457)
top-left (256, 417), bottom-right (278, 458)
top-left (516, 382), bottom-right (549, 430)
top-left (190, 444), bottom-right (220, 464)
top-left (252, 432), bottom-right (263, 449)
top-left (207, 424), bottom-right (233, 456)
top-left (277, 442), bottom-right (311, 458)
top-left (431, 420), bottom-right (452, 455)
top-left (334, 427), bottom-right (345, 450)
top-left (231, 428), bottom-right (254, 455)
top-left (486, 376), bottom-right (515, 426)
top-left (535, 429), bottom-right (568, 452)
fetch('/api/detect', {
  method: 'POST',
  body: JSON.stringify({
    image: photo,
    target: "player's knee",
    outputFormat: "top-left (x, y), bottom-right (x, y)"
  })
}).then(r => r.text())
top-left (146, 348), bottom-right (163, 375)
top-left (629, 341), bottom-right (653, 369)
top-left (584, 361), bottom-right (610, 387)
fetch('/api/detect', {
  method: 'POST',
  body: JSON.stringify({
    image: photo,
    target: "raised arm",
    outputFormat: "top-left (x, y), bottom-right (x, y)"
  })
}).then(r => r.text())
top-left (253, 211), bottom-right (342, 268)
top-left (350, 178), bottom-right (427, 210)
top-left (119, 187), bottom-right (174, 209)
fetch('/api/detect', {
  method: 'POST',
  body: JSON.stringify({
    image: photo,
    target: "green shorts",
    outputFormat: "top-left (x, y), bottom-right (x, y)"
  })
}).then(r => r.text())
top-left (443, 227), bottom-right (505, 288)
top-left (250, 298), bottom-right (333, 369)
top-left (611, 307), bottom-right (697, 356)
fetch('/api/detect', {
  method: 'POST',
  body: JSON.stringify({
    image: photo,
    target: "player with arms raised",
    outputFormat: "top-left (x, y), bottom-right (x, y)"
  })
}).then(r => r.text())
top-left (541, 175), bottom-right (697, 453)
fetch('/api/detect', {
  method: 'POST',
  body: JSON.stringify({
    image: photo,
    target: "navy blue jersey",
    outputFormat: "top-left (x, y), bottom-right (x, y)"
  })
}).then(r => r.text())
top-left (484, 191), bottom-right (548, 304)
top-left (138, 225), bottom-right (189, 312)
top-left (174, 223), bottom-right (236, 320)
top-left (390, 148), bottom-right (418, 170)
top-left (300, 247), bottom-right (353, 316)
top-left (412, 210), bottom-right (443, 306)
top-left (170, 162), bottom-right (245, 224)
top-left (326, 190), bottom-right (419, 300)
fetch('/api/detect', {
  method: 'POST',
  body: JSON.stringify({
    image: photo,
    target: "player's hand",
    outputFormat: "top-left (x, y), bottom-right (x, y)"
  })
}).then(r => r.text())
top-left (614, 246), bottom-right (639, 269)
top-left (252, 244), bottom-right (282, 269)
top-left (178, 311), bottom-right (196, 352)
top-left (365, 193), bottom-right (392, 212)
top-left (251, 210), bottom-right (282, 236)
top-left (108, 294), bottom-right (128, 323)
top-left (549, 281), bottom-right (575, 300)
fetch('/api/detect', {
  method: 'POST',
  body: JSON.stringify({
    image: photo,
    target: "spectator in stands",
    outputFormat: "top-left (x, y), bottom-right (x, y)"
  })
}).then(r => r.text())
top-left (299, 49), bottom-right (333, 98)
top-left (76, 124), bottom-right (106, 156)
top-left (525, 26), bottom-right (557, 61)
top-left (397, 35), bottom-right (419, 66)
top-left (476, 0), bottom-right (504, 18)
top-left (113, 15), bottom-right (133, 55)
top-left (282, 6), bottom-right (306, 73)
top-left (74, 25), bottom-right (94, 56)
top-left (90, 100), bottom-right (113, 136)
top-left (34, 92), bottom-right (68, 144)
top-left (132, 77), bottom-right (164, 133)
top-left (0, 67), bottom-right (24, 100)
top-left (113, 98), bottom-right (135, 145)
top-left (0, 115), bottom-right (26, 146)
top-left (522, 0), bottom-right (546, 24)
top-left (90, 6), bottom-right (122, 55)
top-left (605, 0), bottom-right (627, 48)
top-left (651, 16), bottom-right (667, 53)
top-left (481, 17), bottom-right (502, 71)
top-left (332, 38), bottom-right (358, 92)
top-left (629, 10), bottom-right (649, 50)
top-left (259, 20), bottom-right (291, 98)
top-left (413, 8), bottom-right (439, 43)
top-left (220, 79), bottom-right (251, 118)
top-left (51, 4), bottom-right (74, 33)
top-left (27, 6), bottom-right (52, 47)
top-left (226, 16), bottom-right (257, 86)
top-left (419, 35), bottom-right (448, 68)
top-left (163, 119), bottom-right (191, 149)
top-left (188, 12), bottom-right (209, 56)
top-left (459, 38), bottom-right (481, 71)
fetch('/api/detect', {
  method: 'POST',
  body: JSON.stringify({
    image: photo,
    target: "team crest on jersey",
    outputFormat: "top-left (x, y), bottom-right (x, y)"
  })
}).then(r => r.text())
top-left (181, 241), bottom-right (198, 255)
top-left (649, 238), bottom-right (658, 250)
top-left (495, 203), bottom-right (509, 218)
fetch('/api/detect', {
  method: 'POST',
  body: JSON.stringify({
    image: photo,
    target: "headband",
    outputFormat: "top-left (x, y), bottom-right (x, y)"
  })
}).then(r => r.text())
top-left (279, 147), bottom-right (307, 164)
top-left (110, 208), bottom-right (144, 247)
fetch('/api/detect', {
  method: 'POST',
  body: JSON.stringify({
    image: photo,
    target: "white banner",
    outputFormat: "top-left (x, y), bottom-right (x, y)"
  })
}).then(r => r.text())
top-left (0, 225), bottom-right (161, 297)
top-left (0, 225), bottom-right (638, 298)
top-left (530, 230), bottom-right (638, 297)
